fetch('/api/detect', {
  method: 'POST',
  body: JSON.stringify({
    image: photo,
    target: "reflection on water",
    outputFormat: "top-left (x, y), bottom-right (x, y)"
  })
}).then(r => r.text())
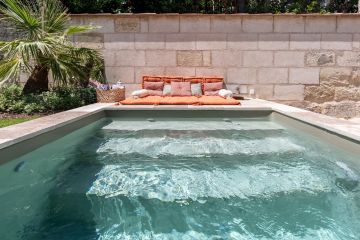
top-left (1, 118), bottom-right (360, 240)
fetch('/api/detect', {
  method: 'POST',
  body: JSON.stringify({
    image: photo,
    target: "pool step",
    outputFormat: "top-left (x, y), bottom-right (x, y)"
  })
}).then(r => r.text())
top-left (42, 191), bottom-right (353, 239)
top-left (101, 120), bottom-right (285, 132)
top-left (92, 135), bottom-right (304, 158)
top-left (95, 129), bottom-right (286, 140)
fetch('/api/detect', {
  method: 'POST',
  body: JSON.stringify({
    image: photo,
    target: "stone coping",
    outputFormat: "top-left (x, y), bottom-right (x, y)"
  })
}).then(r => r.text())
top-left (0, 100), bottom-right (359, 151)
top-left (70, 13), bottom-right (360, 17)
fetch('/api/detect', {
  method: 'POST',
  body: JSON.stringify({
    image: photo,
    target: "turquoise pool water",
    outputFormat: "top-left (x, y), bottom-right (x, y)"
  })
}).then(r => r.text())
top-left (1, 117), bottom-right (360, 239)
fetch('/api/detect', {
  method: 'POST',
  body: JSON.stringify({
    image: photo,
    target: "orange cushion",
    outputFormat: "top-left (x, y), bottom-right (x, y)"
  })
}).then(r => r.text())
top-left (183, 77), bottom-right (204, 83)
top-left (204, 82), bottom-right (223, 91)
top-left (143, 81), bottom-right (164, 91)
top-left (171, 81), bottom-right (191, 96)
top-left (204, 77), bottom-right (223, 83)
top-left (120, 96), bottom-right (163, 105)
top-left (159, 96), bottom-right (200, 105)
top-left (143, 76), bottom-right (162, 81)
top-left (121, 96), bottom-right (240, 105)
top-left (142, 76), bottom-right (163, 89)
top-left (197, 96), bottom-right (240, 105)
top-left (204, 90), bottom-right (220, 96)
top-left (163, 76), bottom-right (183, 84)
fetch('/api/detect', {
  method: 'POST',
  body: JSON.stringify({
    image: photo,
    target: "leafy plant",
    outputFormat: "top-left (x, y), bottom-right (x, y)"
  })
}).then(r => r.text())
top-left (0, 0), bottom-right (105, 94)
top-left (67, 0), bottom-right (356, 14)
top-left (0, 84), bottom-right (96, 113)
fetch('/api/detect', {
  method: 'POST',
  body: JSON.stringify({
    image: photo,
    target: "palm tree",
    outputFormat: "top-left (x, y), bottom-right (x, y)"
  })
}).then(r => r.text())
top-left (0, 0), bottom-right (105, 94)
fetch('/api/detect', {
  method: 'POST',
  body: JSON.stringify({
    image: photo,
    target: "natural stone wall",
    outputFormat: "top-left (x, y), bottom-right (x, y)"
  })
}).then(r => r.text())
top-left (69, 14), bottom-right (360, 117)
top-left (2, 14), bottom-right (360, 117)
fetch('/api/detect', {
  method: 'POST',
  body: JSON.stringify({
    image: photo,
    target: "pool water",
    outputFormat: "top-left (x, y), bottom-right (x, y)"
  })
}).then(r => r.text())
top-left (1, 117), bottom-right (360, 240)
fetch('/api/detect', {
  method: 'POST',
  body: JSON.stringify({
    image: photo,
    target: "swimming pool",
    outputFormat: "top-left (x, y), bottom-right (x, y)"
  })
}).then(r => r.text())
top-left (1, 110), bottom-right (360, 239)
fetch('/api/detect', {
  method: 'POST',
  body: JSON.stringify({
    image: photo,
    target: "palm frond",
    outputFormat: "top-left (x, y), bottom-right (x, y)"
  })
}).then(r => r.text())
top-left (64, 25), bottom-right (99, 36)
top-left (0, 0), bottom-right (104, 90)
top-left (0, 58), bottom-right (21, 83)
top-left (69, 47), bottom-right (106, 82)
top-left (0, 0), bottom-right (41, 39)
top-left (42, 0), bottom-right (69, 34)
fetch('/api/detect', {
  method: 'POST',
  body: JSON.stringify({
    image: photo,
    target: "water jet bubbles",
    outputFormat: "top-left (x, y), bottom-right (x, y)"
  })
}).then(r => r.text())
top-left (147, 118), bottom-right (155, 122)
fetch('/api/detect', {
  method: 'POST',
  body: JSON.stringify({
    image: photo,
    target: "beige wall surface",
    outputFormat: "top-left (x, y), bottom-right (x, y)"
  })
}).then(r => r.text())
top-left (2, 14), bottom-right (360, 117)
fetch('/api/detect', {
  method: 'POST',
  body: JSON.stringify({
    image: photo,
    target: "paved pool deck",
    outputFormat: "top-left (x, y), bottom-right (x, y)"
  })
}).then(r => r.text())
top-left (0, 99), bottom-right (360, 151)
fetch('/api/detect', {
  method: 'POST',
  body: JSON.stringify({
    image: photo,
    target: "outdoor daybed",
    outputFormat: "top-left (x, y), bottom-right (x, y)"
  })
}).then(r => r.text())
top-left (120, 76), bottom-right (240, 105)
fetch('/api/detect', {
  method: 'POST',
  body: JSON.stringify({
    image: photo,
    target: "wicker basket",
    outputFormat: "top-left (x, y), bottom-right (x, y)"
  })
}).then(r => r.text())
top-left (96, 88), bottom-right (125, 103)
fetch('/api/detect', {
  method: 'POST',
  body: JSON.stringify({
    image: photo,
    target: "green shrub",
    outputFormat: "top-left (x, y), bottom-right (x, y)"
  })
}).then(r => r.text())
top-left (62, 0), bottom-right (359, 14)
top-left (0, 84), bottom-right (97, 114)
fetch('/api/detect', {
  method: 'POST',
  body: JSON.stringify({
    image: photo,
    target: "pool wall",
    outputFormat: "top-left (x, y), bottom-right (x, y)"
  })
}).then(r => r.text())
top-left (0, 100), bottom-right (359, 239)
top-left (0, 119), bottom-right (108, 240)
top-left (1, 100), bottom-right (359, 164)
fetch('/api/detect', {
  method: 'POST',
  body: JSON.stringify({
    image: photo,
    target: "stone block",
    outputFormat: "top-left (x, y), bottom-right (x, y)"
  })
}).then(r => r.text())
top-left (177, 51), bottom-right (203, 67)
top-left (243, 51), bottom-right (273, 67)
top-left (135, 34), bottom-right (165, 49)
top-left (274, 16), bottom-right (305, 33)
top-left (203, 51), bottom-right (211, 67)
top-left (196, 34), bottom-right (227, 50)
top-left (149, 16), bottom-right (179, 33)
top-left (320, 68), bottom-right (351, 86)
top-left (353, 34), bottom-right (360, 51)
top-left (274, 85), bottom-right (304, 101)
top-left (135, 67), bottom-right (165, 83)
top-left (114, 17), bottom-right (140, 32)
top-left (105, 67), bottom-right (134, 83)
top-left (305, 16), bottom-right (336, 33)
top-left (334, 87), bottom-right (360, 101)
top-left (243, 16), bottom-right (273, 33)
top-left (304, 84), bottom-right (335, 103)
top-left (258, 34), bottom-right (289, 50)
top-left (337, 51), bottom-right (360, 67)
top-left (165, 67), bottom-right (196, 76)
top-left (104, 33), bottom-right (134, 50)
top-left (140, 17), bottom-right (149, 32)
top-left (103, 50), bottom-right (116, 67)
top-left (258, 68), bottom-right (288, 84)
top-left (350, 68), bottom-right (360, 86)
top-left (289, 68), bottom-right (320, 84)
top-left (146, 50), bottom-right (176, 67)
top-left (274, 51), bottom-right (305, 67)
top-left (227, 34), bottom-right (258, 50)
top-left (320, 101), bottom-right (360, 118)
top-left (195, 68), bottom-right (226, 78)
top-left (321, 34), bottom-right (352, 50)
top-left (212, 50), bottom-right (242, 67)
top-left (253, 85), bottom-right (274, 99)
top-left (337, 16), bottom-right (360, 33)
top-left (180, 16), bottom-right (210, 33)
top-left (165, 34), bottom-right (196, 50)
top-left (210, 15), bottom-right (242, 33)
top-left (290, 34), bottom-right (321, 50)
top-left (74, 34), bottom-right (104, 49)
top-left (227, 68), bottom-right (257, 84)
top-left (305, 51), bottom-right (335, 66)
top-left (115, 50), bottom-right (146, 66)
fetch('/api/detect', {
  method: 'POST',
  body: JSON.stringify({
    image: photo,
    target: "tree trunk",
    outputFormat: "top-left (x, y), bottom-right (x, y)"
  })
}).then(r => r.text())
top-left (81, 61), bottom-right (94, 88)
top-left (358, 0), bottom-right (360, 13)
top-left (23, 65), bottom-right (49, 94)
